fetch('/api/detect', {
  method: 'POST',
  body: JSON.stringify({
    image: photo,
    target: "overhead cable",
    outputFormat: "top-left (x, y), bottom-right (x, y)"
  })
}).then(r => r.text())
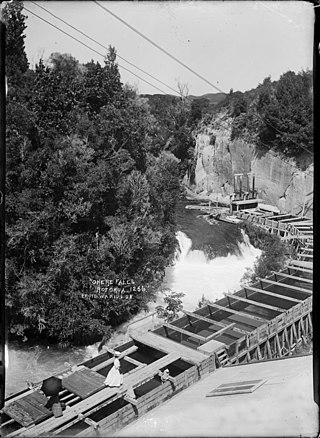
top-left (94, 1), bottom-right (226, 94)
top-left (24, 7), bottom-right (171, 95)
top-left (29, 1), bottom-right (179, 96)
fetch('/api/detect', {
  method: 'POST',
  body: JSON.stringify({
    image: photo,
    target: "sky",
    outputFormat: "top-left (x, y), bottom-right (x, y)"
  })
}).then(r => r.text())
top-left (23, 1), bottom-right (314, 96)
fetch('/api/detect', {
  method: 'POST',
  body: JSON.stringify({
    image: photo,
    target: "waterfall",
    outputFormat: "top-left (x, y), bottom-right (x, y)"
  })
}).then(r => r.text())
top-left (164, 231), bottom-right (261, 311)
top-left (6, 228), bottom-right (261, 397)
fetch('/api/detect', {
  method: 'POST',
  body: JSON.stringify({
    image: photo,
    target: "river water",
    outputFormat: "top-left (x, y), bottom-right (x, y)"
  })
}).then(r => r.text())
top-left (6, 201), bottom-right (261, 397)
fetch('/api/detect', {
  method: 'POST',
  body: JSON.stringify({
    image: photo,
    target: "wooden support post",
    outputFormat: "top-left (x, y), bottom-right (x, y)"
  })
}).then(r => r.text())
top-left (256, 344), bottom-right (262, 361)
top-left (235, 342), bottom-right (239, 363)
top-left (307, 313), bottom-right (313, 333)
top-left (305, 316), bottom-right (309, 334)
top-left (123, 394), bottom-right (138, 406)
top-left (284, 327), bottom-right (289, 350)
top-left (246, 351), bottom-right (251, 363)
top-left (300, 317), bottom-right (306, 337)
top-left (275, 334), bottom-right (282, 357)
top-left (292, 322), bottom-right (298, 341)
top-left (297, 320), bottom-right (301, 339)
top-left (84, 418), bottom-right (100, 431)
top-left (266, 339), bottom-right (272, 359)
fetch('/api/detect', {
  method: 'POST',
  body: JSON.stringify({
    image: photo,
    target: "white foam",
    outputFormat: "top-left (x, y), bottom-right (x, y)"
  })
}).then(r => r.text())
top-left (164, 231), bottom-right (261, 311)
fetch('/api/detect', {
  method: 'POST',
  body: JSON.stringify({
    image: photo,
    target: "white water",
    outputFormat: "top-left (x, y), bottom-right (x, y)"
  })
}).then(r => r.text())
top-left (6, 230), bottom-right (260, 396)
top-left (164, 231), bottom-right (261, 311)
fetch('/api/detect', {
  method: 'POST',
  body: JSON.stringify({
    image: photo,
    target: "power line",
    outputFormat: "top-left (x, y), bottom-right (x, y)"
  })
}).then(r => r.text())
top-left (94, 1), bottom-right (226, 95)
top-left (29, 1), bottom-right (179, 96)
top-left (24, 7), bottom-right (171, 95)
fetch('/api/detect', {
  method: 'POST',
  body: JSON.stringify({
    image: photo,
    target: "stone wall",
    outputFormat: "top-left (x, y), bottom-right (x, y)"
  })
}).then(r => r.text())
top-left (189, 119), bottom-right (313, 217)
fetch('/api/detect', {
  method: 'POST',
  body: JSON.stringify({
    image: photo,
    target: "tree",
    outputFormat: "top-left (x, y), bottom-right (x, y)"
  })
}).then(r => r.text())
top-left (240, 223), bottom-right (289, 285)
top-left (2, 0), bottom-right (29, 90)
top-left (6, 42), bottom-right (183, 345)
top-left (156, 290), bottom-right (185, 322)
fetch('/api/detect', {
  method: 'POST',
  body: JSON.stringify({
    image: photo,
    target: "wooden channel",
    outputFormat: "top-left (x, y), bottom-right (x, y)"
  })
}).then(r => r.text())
top-left (225, 293), bottom-right (285, 313)
top-left (207, 303), bottom-right (267, 322)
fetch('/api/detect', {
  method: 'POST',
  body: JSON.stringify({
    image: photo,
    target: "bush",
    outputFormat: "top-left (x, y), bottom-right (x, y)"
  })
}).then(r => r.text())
top-left (240, 222), bottom-right (289, 284)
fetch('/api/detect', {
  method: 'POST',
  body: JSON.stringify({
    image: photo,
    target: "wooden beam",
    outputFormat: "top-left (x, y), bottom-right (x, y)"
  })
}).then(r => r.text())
top-left (91, 346), bottom-right (138, 372)
top-left (123, 356), bottom-right (146, 368)
top-left (273, 272), bottom-right (313, 284)
top-left (207, 303), bottom-right (267, 322)
top-left (287, 266), bottom-right (313, 275)
top-left (298, 253), bottom-right (313, 259)
top-left (163, 323), bottom-right (207, 342)
top-left (183, 310), bottom-right (249, 335)
top-left (225, 293), bottom-right (284, 313)
top-left (123, 394), bottom-right (138, 406)
top-left (244, 286), bottom-right (303, 303)
top-left (257, 278), bottom-right (312, 295)
top-left (83, 417), bottom-right (99, 430)
top-left (270, 214), bottom-right (293, 220)
top-left (289, 221), bottom-right (313, 226)
top-left (279, 216), bottom-right (304, 223)
top-left (205, 323), bottom-right (236, 340)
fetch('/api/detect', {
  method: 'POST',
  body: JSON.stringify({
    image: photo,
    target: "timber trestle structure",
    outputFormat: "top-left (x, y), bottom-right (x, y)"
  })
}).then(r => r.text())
top-left (152, 210), bottom-right (312, 367)
top-left (1, 211), bottom-right (313, 437)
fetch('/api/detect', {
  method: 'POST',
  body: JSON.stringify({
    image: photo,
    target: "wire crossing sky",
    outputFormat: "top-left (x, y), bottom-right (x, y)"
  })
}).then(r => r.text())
top-left (24, 1), bottom-right (314, 96)
top-left (29, 1), bottom-right (180, 95)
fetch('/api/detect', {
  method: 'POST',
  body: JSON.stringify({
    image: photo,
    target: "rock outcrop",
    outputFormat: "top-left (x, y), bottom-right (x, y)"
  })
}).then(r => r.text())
top-left (187, 117), bottom-right (313, 217)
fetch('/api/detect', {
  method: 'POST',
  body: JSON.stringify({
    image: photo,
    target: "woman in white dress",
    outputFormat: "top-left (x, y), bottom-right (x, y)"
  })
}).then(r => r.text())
top-left (104, 351), bottom-right (124, 387)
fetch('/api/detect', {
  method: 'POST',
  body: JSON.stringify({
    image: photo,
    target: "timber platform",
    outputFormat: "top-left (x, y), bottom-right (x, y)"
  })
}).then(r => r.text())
top-left (0, 210), bottom-right (313, 437)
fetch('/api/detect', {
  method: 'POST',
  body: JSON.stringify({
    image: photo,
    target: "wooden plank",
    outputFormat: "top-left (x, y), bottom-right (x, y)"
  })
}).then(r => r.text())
top-left (273, 272), bottom-right (313, 284)
top-left (62, 368), bottom-right (105, 399)
top-left (123, 356), bottom-right (146, 368)
top-left (19, 353), bottom-right (181, 437)
top-left (229, 315), bottom-right (268, 331)
top-left (268, 214), bottom-right (293, 220)
top-left (183, 310), bottom-right (248, 335)
top-left (131, 331), bottom-right (207, 365)
top-left (205, 323), bottom-right (236, 340)
top-left (2, 391), bottom-right (51, 427)
top-left (219, 318), bottom-right (253, 333)
top-left (289, 221), bottom-right (313, 226)
top-left (208, 325), bottom-right (243, 339)
top-left (207, 303), bottom-right (267, 322)
top-left (298, 253), bottom-right (313, 259)
top-left (163, 323), bottom-right (207, 342)
top-left (244, 286), bottom-right (303, 303)
top-left (279, 217), bottom-right (304, 223)
top-left (225, 293), bottom-right (284, 313)
top-left (257, 278), bottom-right (312, 295)
top-left (287, 266), bottom-right (313, 275)
top-left (91, 346), bottom-right (138, 372)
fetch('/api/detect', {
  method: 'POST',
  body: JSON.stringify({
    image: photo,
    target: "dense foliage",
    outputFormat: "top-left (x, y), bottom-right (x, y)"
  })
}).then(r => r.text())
top-left (240, 223), bottom-right (289, 284)
top-left (156, 290), bottom-right (185, 323)
top-left (5, 2), bottom-right (182, 345)
top-left (216, 71), bottom-right (313, 165)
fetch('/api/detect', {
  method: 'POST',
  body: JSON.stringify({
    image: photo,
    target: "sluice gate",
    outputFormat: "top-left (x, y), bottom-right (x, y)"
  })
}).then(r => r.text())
top-left (1, 212), bottom-right (313, 437)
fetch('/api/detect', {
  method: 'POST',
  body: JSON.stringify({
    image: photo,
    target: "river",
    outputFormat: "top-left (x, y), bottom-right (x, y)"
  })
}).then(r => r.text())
top-left (6, 201), bottom-right (261, 397)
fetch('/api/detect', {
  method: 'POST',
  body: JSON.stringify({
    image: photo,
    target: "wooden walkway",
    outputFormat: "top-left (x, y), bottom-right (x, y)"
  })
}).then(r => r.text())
top-left (131, 330), bottom-right (208, 364)
top-left (2, 208), bottom-right (313, 437)
top-left (8, 352), bottom-right (182, 437)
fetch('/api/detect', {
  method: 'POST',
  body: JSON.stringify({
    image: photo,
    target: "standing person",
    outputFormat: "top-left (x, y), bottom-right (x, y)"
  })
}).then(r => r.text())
top-left (104, 351), bottom-right (123, 387)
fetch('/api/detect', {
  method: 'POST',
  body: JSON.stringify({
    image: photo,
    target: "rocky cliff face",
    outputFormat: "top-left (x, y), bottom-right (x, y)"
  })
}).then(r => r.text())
top-left (187, 118), bottom-right (313, 217)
